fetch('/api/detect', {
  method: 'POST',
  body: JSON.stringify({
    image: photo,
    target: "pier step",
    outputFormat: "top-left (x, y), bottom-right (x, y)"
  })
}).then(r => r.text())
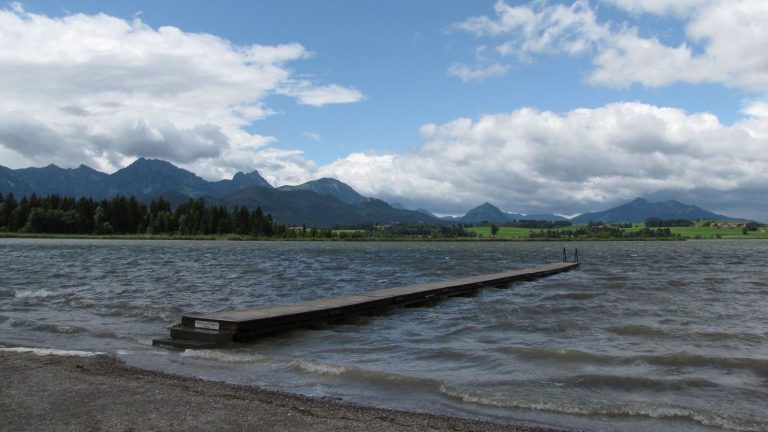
top-left (152, 338), bottom-right (223, 350)
top-left (169, 325), bottom-right (234, 344)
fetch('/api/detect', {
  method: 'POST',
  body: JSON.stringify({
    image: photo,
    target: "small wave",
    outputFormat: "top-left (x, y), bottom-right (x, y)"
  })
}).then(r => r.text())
top-left (14, 289), bottom-right (59, 299)
top-left (686, 331), bottom-right (767, 344)
top-left (640, 353), bottom-right (768, 378)
top-left (543, 292), bottom-right (601, 301)
top-left (32, 323), bottom-right (83, 334)
top-left (87, 301), bottom-right (181, 323)
top-left (295, 359), bottom-right (347, 376)
top-left (505, 347), bottom-right (768, 377)
top-left (609, 325), bottom-right (767, 344)
top-left (505, 347), bottom-right (614, 365)
top-left (0, 347), bottom-right (105, 357)
top-left (607, 324), bottom-right (669, 337)
top-left (181, 349), bottom-right (267, 363)
top-left (288, 359), bottom-right (446, 394)
top-left (439, 386), bottom-right (762, 432)
top-left (561, 374), bottom-right (718, 390)
top-left (8, 318), bottom-right (83, 335)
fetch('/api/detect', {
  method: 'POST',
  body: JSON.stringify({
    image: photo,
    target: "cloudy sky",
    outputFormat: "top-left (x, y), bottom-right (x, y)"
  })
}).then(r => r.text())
top-left (0, 1), bottom-right (766, 219)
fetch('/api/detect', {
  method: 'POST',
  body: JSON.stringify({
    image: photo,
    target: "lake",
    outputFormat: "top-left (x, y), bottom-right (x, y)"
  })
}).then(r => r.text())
top-left (1, 239), bottom-right (766, 431)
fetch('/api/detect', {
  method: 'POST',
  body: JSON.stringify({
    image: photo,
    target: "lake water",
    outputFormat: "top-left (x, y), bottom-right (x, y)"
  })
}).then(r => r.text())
top-left (1, 239), bottom-right (767, 431)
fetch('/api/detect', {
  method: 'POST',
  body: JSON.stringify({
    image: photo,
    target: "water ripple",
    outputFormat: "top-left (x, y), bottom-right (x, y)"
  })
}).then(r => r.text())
top-left (1, 239), bottom-right (767, 432)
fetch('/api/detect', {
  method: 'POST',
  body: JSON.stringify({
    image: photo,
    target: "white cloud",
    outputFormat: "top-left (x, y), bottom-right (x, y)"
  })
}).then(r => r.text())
top-left (603, 0), bottom-right (713, 16)
top-left (318, 102), bottom-right (768, 217)
top-left (587, 29), bottom-right (709, 88)
top-left (454, 0), bottom-right (768, 91)
top-left (456, 0), bottom-right (609, 58)
top-left (302, 131), bottom-right (322, 141)
top-left (447, 63), bottom-right (511, 82)
top-left (0, 6), bottom-right (361, 178)
top-left (280, 82), bottom-right (364, 106)
top-left (742, 101), bottom-right (768, 119)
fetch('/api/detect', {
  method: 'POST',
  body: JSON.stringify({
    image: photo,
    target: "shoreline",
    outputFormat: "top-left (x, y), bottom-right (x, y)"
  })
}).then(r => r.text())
top-left (5, 232), bottom-right (758, 242)
top-left (1, 349), bottom-right (569, 432)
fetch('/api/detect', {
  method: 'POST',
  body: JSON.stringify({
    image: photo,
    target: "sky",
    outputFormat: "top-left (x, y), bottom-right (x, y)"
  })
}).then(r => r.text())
top-left (0, 0), bottom-right (766, 220)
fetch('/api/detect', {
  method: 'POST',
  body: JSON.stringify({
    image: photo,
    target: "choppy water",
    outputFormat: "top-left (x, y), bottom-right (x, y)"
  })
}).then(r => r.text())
top-left (1, 239), bottom-right (767, 431)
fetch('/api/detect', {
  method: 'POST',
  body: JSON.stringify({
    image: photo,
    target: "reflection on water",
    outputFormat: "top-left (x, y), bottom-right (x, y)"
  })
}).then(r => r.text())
top-left (1, 239), bottom-right (767, 431)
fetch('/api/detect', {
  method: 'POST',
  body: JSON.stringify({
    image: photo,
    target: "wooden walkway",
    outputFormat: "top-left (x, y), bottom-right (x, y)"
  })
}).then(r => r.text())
top-left (153, 261), bottom-right (579, 349)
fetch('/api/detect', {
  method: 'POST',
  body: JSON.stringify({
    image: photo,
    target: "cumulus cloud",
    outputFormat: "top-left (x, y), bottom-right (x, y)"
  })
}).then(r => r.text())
top-left (453, 0), bottom-right (608, 73)
top-left (318, 102), bottom-right (768, 218)
top-left (0, 111), bottom-right (90, 164)
top-left (603, 0), bottom-right (713, 16)
top-left (280, 82), bottom-right (364, 106)
top-left (447, 63), bottom-right (511, 82)
top-left (0, 5), bottom-right (361, 178)
top-left (742, 101), bottom-right (768, 119)
top-left (453, 0), bottom-right (768, 91)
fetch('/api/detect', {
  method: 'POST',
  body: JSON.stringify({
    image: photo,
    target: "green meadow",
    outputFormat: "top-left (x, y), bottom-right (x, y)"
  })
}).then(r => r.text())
top-left (466, 224), bottom-right (768, 240)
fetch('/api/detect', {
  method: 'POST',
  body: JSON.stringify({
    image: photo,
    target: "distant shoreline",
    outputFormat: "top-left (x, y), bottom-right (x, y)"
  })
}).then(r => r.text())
top-left (0, 232), bottom-right (706, 242)
top-left (0, 348), bottom-right (565, 432)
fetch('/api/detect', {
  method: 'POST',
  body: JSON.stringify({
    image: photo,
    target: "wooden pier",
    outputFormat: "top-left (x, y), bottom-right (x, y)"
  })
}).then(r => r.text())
top-left (153, 261), bottom-right (579, 349)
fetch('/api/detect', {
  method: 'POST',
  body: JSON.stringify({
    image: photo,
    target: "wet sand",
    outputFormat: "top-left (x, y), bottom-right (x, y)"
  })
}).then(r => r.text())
top-left (1, 350), bottom-right (567, 432)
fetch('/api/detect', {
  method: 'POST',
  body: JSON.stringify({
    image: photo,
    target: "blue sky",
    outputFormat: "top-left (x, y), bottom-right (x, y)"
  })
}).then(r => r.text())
top-left (1, 1), bottom-right (767, 219)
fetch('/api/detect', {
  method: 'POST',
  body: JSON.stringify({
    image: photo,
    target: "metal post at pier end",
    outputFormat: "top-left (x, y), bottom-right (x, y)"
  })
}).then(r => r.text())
top-left (574, 248), bottom-right (579, 263)
top-left (562, 247), bottom-right (567, 262)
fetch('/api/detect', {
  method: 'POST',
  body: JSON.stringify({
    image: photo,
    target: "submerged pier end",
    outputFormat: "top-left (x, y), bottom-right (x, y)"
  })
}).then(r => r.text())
top-left (153, 261), bottom-right (580, 349)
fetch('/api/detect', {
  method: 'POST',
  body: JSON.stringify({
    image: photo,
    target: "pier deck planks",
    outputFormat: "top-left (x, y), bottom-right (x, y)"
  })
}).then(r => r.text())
top-left (153, 261), bottom-right (579, 349)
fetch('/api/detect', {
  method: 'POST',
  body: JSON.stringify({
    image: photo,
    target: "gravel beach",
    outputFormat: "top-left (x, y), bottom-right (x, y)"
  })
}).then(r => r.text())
top-left (1, 349), bottom-right (567, 432)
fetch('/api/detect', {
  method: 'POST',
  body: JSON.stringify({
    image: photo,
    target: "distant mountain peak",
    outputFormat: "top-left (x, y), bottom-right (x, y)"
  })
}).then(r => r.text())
top-left (473, 202), bottom-right (503, 212)
top-left (461, 202), bottom-right (510, 223)
top-left (315, 177), bottom-right (341, 184)
top-left (278, 178), bottom-right (367, 205)
top-left (127, 157), bottom-right (175, 169)
top-left (232, 170), bottom-right (271, 186)
top-left (210, 168), bottom-right (272, 194)
top-left (572, 197), bottom-right (734, 223)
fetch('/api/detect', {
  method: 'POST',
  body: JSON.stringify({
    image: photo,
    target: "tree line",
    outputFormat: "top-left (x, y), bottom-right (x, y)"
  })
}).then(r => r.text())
top-left (0, 192), bottom-right (468, 239)
top-left (529, 224), bottom-right (678, 239)
top-left (644, 218), bottom-right (694, 227)
top-left (334, 223), bottom-right (477, 239)
top-left (502, 220), bottom-right (572, 229)
top-left (0, 192), bottom-right (314, 237)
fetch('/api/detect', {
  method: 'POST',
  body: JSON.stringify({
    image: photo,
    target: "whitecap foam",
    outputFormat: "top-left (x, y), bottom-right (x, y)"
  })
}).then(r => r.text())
top-left (0, 347), bottom-right (105, 357)
top-left (438, 385), bottom-right (761, 432)
top-left (181, 349), bottom-right (267, 363)
top-left (295, 359), bottom-right (347, 376)
top-left (14, 289), bottom-right (57, 299)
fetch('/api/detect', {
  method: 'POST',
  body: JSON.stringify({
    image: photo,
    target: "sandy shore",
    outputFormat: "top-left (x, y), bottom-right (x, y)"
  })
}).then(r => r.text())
top-left (1, 349), bottom-right (568, 432)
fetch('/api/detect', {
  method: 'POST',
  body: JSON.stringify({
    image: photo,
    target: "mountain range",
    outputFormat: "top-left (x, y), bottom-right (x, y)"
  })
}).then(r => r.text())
top-left (4, 158), bottom-right (273, 201)
top-left (0, 158), bottom-right (742, 226)
top-left (0, 158), bottom-right (438, 227)
top-left (570, 197), bottom-right (734, 223)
